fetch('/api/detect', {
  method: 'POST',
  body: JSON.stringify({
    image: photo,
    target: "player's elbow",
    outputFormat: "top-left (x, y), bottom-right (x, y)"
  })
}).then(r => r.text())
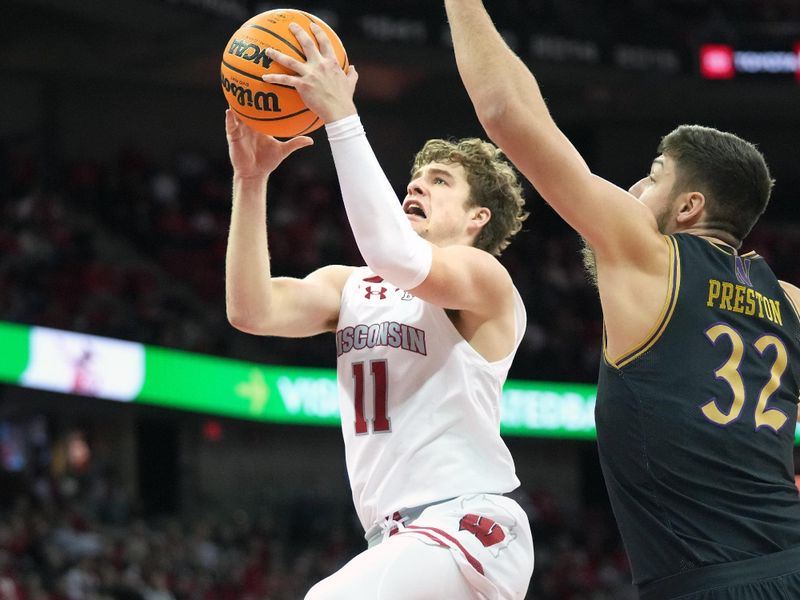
top-left (366, 256), bottom-right (407, 285)
top-left (474, 97), bottom-right (512, 135)
top-left (226, 311), bottom-right (254, 334)
top-left (475, 99), bottom-right (530, 152)
top-left (365, 256), bottom-right (429, 293)
top-left (226, 305), bottom-right (269, 335)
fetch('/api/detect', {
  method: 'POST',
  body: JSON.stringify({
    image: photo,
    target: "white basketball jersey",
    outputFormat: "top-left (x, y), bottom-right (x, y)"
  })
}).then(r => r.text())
top-left (336, 267), bottom-right (525, 531)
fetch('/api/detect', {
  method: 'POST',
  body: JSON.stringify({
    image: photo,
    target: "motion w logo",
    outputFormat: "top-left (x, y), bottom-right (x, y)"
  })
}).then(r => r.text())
top-left (734, 255), bottom-right (753, 287)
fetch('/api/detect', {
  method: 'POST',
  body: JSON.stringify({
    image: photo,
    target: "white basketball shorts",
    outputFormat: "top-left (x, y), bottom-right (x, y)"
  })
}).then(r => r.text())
top-left (305, 493), bottom-right (534, 600)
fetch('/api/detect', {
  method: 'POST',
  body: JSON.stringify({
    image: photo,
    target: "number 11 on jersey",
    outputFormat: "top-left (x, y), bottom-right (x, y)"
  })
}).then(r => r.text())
top-left (352, 360), bottom-right (391, 435)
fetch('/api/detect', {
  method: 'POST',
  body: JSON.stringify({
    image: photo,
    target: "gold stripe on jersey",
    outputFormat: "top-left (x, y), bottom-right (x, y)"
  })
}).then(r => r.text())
top-left (606, 236), bottom-right (681, 369)
top-left (783, 288), bottom-right (800, 323)
top-left (707, 240), bottom-right (759, 260)
top-left (706, 240), bottom-right (738, 255)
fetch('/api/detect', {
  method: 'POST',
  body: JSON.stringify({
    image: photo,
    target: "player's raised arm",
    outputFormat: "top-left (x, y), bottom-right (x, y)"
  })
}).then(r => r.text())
top-left (262, 22), bottom-right (518, 317)
top-left (224, 109), bottom-right (352, 337)
top-left (327, 117), bottom-right (519, 317)
top-left (443, 0), bottom-right (661, 262)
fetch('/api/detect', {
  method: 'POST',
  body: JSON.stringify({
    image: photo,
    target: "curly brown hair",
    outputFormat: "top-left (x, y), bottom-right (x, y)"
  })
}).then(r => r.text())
top-left (411, 138), bottom-right (528, 256)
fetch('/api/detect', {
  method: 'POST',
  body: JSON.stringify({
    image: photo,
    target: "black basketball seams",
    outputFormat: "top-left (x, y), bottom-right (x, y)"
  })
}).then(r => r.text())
top-left (295, 115), bottom-right (320, 136)
top-left (302, 12), bottom-right (349, 70)
top-left (222, 10), bottom-right (346, 136)
top-left (221, 60), bottom-right (263, 83)
top-left (246, 23), bottom-right (307, 61)
top-left (221, 61), bottom-right (295, 90)
top-left (229, 104), bottom-right (311, 122)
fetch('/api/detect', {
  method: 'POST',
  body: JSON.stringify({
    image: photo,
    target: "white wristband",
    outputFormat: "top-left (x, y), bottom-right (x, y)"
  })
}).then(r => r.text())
top-left (326, 115), bottom-right (433, 290)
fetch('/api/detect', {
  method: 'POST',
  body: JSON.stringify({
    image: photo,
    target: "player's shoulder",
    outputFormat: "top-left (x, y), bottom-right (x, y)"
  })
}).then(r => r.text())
top-left (307, 264), bottom-right (359, 289)
top-left (461, 245), bottom-right (515, 294)
top-left (443, 244), bottom-right (511, 277)
top-left (779, 280), bottom-right (800, 311)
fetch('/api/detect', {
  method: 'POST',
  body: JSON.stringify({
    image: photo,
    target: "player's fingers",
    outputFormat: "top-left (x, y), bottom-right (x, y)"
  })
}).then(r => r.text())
top-left (284, 136), bottom-right (314, 154)
top-left (225, 109), bottom-right (240, 137)
top-left (347, 65), bottom-right (358, 83)
top-left (288, 23), bottom-right (321, 60)
top-left (262, 73), bottom-right (299, 86)
top-left (309, 22), bottom-right (335, 59)
top-left (265, 48), bottom-right (305, 73)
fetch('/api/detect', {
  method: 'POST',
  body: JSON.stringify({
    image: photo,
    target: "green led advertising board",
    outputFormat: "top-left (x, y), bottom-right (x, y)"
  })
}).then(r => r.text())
top-left (1, 321), bottom-right (796, 442)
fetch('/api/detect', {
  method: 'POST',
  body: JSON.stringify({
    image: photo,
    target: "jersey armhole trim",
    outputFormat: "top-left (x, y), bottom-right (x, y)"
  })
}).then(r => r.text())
top-left (604, 235), bottom-right (681, 369)
top-left (781, 286), bottom-right (800, 323)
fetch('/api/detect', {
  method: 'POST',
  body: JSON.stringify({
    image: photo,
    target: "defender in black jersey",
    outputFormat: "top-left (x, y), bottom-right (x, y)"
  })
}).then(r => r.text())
top-left (444, 2), bottom-right (800, 597)
top-left (596, 233), bottom-right (800, 598)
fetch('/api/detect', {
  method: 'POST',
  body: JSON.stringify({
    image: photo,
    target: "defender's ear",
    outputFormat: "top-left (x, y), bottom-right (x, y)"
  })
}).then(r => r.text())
top-left (675, 192), bottom-right (705, 225)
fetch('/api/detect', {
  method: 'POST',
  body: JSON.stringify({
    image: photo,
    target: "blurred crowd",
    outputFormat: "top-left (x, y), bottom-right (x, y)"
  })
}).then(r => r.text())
top-left (531, 0), bottom-right (800, 45)
top-left (3, 140), bottom-right (800, 383)
top-left (0, 138), bottom-right (608, 382)
top-left (1, 137), bottom-right (798, 599)
top-left (2, 2), bottom-right (800, 598)
top-left (0, 470), bottom-right (636, 600)
top-left (353, 0), bottom-right (800, 46)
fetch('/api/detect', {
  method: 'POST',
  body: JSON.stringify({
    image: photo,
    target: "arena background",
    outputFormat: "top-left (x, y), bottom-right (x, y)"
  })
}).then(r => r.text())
top-left (1, 1), bottom-right (799, 598)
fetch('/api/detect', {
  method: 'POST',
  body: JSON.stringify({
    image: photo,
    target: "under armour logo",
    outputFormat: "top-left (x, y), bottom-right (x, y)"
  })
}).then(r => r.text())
top-left (734, 255), bottom-right (753, 287)
top-left (458, 514), bottom-right (506, 547)
top-left (365, 286), bottom-right (387, 300)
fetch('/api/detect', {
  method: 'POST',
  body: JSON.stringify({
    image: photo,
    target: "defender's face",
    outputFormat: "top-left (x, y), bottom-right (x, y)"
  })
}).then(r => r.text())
top-left (403, 161), bottom-right (476, 244)
top-left (629, 154), bottom-right (680, 234)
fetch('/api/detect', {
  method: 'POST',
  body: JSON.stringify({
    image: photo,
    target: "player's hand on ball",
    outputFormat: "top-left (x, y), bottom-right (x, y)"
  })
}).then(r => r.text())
top-left (262, 22), bottom-right (358, 123)
top-left (225, 109), bottom-right (313, 179)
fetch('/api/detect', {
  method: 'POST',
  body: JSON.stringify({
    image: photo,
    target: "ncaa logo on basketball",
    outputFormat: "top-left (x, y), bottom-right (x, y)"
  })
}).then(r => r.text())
top-left (221, 8), bottom-right (348, 136)
top-left (220, 74), bottom-right (281, 113)
top-left (227, 38), bottom-right (274, 68)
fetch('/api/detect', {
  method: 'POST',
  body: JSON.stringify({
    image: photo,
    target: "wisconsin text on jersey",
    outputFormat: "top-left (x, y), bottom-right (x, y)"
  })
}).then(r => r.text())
top-left (336, 322), bottom-right (427, 357)
top-left (706, 279), bottom-right (783, 326)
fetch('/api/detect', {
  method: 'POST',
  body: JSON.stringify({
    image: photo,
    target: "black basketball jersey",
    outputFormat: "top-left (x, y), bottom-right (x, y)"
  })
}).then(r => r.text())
top-left (596, 233), bottom-right (800, 586)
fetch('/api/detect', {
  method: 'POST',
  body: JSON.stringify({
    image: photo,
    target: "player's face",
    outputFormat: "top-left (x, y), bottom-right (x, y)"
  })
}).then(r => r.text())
top-left (628, 154), bottom-right (680, 234)
top-left (403, 161), bottom-right (478, 245)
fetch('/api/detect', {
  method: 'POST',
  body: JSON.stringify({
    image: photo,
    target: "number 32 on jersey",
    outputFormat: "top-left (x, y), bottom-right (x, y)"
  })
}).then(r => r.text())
top-left (702, 323), bottom-right (790, 432)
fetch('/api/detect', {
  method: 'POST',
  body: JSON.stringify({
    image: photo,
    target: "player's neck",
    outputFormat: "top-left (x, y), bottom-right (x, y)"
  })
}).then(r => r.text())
top-left (680, 227), bottom-right (741, 251)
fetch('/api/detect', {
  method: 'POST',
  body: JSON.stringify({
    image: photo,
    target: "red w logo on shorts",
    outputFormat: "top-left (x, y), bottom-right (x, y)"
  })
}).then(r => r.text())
top-left (458, 514), bottom-right (506, 547)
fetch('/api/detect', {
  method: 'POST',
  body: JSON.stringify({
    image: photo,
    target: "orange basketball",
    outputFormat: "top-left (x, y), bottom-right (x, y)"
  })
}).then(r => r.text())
top-left (220, 9), bottom-right (348, 138)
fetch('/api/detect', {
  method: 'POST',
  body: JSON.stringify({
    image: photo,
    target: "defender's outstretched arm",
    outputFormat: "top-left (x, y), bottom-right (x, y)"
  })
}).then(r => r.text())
top-left (444, 0), bottom-right (660, 262)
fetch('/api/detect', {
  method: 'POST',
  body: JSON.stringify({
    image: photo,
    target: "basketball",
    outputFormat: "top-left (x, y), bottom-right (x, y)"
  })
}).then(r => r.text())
top-left (220, 9), bottom-right (349, 138)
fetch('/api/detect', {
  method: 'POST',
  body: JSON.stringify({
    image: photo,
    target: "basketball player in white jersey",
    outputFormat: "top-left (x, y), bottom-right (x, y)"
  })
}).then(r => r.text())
top-left (225, 22), bottom-right (534, 599)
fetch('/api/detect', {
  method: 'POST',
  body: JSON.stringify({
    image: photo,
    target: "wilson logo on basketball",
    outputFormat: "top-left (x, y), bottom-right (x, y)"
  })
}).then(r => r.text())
top-left (220, 75), bottom-right (281, 112)
top-left (458, 514), bottom-right (506, 547)
top-left (227, 39), bottom-right (274, 68)
top-left (221, 9), bottom-right (348, 137)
